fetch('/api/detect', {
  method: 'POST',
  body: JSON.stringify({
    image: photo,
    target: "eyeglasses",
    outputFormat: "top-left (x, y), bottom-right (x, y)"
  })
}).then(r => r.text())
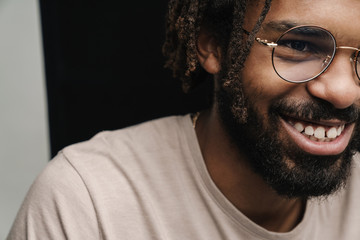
top-left (253, 25), bottom-right (360, 83)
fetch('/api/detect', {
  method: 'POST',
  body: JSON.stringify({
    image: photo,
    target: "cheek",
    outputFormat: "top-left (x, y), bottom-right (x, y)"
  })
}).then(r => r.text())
top-left (241, 46), bottom-right (299, 107)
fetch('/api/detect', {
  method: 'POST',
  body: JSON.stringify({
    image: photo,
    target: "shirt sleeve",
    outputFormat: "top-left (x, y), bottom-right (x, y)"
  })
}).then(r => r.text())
top-left (7, 153), bottom-right (100, 240)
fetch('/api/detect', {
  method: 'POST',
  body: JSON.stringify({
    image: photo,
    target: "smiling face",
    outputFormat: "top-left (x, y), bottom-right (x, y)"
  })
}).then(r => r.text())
top-left (216, 0), bottom-right (360, 198)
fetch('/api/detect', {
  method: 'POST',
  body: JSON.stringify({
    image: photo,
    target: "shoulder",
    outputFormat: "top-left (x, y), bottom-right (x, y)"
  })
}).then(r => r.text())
top-left (65, 114), bottom-right (191, 153)
top-left (8, 153), bottom-right (99, 239)
top-left (61, 114), bottom-right (193, 172)
top-left (8, 115), bottom-right (195, 239)
top-left (50, 114), bottom-right (196, 201)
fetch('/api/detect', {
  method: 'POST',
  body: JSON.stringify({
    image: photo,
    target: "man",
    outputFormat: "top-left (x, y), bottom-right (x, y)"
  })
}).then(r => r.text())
top-left (8, 0), bottom-right (360, 239)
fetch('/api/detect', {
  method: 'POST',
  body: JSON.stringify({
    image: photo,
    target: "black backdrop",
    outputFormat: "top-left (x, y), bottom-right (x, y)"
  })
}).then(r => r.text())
top-left (39, 1), bottom-right (212, 157)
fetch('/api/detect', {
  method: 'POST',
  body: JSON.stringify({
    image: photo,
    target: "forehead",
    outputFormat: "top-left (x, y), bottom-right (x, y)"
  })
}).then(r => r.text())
top-left (246, 0), bottom-right (360, 43)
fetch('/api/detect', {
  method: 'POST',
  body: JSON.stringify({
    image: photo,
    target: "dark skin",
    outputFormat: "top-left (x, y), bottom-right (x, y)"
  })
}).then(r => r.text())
top-left (195, 0), bottom-right (360, 232)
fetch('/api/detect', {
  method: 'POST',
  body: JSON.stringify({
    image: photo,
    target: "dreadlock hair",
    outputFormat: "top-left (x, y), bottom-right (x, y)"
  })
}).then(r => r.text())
top-left (163, 0), bottom-right (272, 94)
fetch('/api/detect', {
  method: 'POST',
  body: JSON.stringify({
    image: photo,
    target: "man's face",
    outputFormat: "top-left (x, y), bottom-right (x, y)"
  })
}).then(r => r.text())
top-left (217, 0), bottom-right (360, 198)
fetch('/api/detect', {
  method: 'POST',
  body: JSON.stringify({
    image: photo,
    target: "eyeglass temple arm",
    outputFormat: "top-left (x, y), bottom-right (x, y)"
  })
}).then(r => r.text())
top-left (337, 46), bottom-right (360, 52)
top-left (336, 46), bottom-right (360, 63)
top-left (243, 28), bottom-right (278, 48)
top-left (255, 38), bottom-right (278, 48)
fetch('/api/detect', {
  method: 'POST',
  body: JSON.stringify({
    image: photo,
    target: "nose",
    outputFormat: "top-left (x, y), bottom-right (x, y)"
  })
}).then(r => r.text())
top-left (306, 53), bottom-right (360, 109)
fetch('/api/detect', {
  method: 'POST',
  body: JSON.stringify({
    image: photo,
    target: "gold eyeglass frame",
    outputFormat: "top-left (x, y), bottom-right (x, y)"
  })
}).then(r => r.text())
top-left (250, 25), bottom-right (360, 83)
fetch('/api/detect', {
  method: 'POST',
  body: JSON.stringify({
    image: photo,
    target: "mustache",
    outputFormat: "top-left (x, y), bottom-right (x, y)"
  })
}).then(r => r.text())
top-left (271, 99), bottom-right (360, 123)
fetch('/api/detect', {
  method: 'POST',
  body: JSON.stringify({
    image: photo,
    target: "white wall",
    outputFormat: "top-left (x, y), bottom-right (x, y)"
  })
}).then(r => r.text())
top-left (0, 0), bottom-right (49, 238)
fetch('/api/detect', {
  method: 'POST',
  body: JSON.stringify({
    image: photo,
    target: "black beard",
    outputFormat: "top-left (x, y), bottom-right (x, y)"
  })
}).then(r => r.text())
top-left (216, 83), bottom-right (360, 199)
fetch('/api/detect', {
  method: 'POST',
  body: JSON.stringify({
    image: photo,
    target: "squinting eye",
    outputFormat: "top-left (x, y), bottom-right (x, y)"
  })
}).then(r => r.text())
top-left (280, 40), bottom-right (309, 52)
top-left (290, 41), bottom-right (307, 51)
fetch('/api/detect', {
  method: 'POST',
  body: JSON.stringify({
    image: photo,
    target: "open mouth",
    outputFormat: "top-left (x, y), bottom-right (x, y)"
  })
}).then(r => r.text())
top-left (279, 115), bottom-right (355, 155)
top-left (288, 119), bottom-right (345, 142)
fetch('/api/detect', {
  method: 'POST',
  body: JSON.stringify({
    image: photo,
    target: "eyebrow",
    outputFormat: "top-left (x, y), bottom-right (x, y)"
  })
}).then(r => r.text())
top-left (261, 21), bottom-right (300, 32)
top-left (261, 21), bottom-right (331, 38)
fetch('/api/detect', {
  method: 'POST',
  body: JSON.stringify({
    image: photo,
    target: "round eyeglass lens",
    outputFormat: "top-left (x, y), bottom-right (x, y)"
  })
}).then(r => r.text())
top-left (272, 26), bottom-right (336, 83)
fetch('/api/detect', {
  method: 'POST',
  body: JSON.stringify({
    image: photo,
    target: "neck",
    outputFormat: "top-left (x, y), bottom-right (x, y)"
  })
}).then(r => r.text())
top-left (195, 108), bottom-right (306, 232)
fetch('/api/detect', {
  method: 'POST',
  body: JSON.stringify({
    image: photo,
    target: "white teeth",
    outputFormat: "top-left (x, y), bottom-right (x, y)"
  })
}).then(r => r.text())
top-left (291, 121), bottom-right (346, 142)
top-left (314, 127), bottom-right (325, 139)
top-left (294, 122), bottom-right (304, 132)
top-left (304, 126), bottom-right (314, 136)
top-left (327, 127), bottom-right (338, 139)
top-left (337, 126), bottom-right (342, 136)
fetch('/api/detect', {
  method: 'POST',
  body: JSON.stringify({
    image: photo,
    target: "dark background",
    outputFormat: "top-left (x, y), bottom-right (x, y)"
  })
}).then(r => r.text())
top-left (39, 1), bottom-right (212, 157)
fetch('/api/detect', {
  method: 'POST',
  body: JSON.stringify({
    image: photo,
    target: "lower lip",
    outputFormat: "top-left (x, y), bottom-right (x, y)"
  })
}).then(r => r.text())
top-left (280, 118), bottom-right (355, 155)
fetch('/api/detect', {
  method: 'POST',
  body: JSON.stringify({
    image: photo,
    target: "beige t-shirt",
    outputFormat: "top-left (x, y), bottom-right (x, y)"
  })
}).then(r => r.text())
top-left (7, 115), bottom-right (360, 239)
